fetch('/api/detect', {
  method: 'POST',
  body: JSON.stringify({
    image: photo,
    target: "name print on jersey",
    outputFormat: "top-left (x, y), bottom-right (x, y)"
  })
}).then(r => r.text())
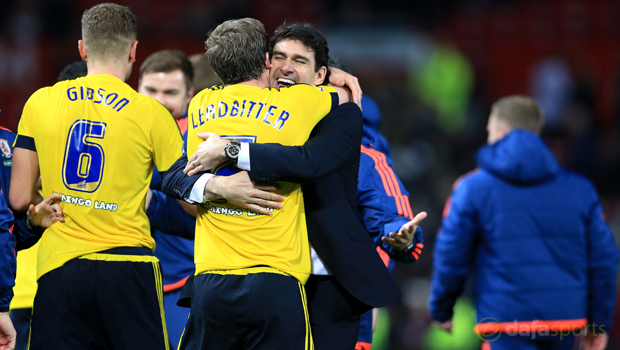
top-left (191, 100), bottom-right (290, 131)
top-left (67, 86), bottom-right (130, 112)
top-left (53, 192), bottom-right (118, 212)
top-left (202, 202), bottom-right (274, 217)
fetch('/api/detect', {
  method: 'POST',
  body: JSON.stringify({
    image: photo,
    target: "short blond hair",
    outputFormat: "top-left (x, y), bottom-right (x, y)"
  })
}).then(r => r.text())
top-left (81, 3), bottom-right (138, 62)
top-left (206, 18), bottom-right (267, 85)
top-left (491, 95), bottom-right (545, 134)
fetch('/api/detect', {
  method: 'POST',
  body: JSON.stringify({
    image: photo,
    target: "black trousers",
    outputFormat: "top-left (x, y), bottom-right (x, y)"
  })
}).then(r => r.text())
top-left (179, 269), bottom-right (311, 350)
top-left (305, 275), bottom-right (371, 350)
top-left (9, 308), bottom-right (31, 350)
top-left (29, 247), bottom-right (169, 350)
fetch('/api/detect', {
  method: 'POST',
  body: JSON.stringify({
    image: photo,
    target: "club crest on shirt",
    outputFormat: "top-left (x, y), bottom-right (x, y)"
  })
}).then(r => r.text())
top-left (0, 139), bottom-right (10, 158)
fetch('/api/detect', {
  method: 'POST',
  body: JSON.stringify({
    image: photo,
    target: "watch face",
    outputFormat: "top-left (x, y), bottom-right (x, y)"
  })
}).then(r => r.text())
top-left (228, 147), bottom-right (239, 157)
top-left (226, 142), bottom-right (240, 159)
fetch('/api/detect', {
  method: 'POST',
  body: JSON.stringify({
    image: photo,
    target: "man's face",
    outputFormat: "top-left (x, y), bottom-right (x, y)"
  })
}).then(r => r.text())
top-left (138, 69), bottom-right (193, 119)
top-left (269, 39), bottom-right (325, 88)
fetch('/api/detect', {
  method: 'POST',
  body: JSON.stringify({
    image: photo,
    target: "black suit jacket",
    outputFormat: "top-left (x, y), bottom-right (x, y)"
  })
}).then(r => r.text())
top-left (162, 103), bottom-right (401, 308)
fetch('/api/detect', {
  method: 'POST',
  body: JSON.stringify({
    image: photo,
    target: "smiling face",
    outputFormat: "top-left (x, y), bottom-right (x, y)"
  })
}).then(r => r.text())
top-left (138, 69), bottom-right (193, 119)
top-left (269, 39), bottom-right (326, 89)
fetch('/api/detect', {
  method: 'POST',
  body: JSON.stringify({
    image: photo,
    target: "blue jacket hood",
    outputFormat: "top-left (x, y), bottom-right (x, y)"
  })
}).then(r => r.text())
top-left (476, 129), bottom-right (559, 184)
top-left (361, 127), bottom-right (375, 146)
top-left (361, 96), bottom-right (381, 129)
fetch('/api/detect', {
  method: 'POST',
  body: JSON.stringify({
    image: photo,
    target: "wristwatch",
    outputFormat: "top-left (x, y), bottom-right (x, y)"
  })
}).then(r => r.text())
top-left (224, 140), bottom-right (241, 164)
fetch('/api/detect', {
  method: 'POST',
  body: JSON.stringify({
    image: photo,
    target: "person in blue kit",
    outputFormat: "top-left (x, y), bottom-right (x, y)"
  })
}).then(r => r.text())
top-left (326, 57), bottom-right (415, 349)
top-left (0, 121), bottom-right (66, 350)
top-left (360, 96), bottom-right (391, 158)
top-left (0, 192), bottom-right (17, 350)
top-left (138, 50), bottom-right (197, 348)
top-left (172, 23), bottom-right (427, 349)
top-left (429, 96), bottom-right (619, 350)
top-left (354, 126), bottom-right (424, 350)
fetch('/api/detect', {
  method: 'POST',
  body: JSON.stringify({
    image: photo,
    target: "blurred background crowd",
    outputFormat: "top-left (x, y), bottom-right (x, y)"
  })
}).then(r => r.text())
top-left (1, 0), bottom-right (620, 349)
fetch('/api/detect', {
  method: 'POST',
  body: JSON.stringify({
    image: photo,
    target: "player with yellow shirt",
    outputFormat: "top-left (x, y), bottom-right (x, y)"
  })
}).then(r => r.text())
top-left (188, 83), bottom-right (336, 283)
top-left (9, 60), bottom-right (88, 350)
top-left (169, 18), bottom-right (350, 350)
top-left (9, 4), bottom-right (183, 350)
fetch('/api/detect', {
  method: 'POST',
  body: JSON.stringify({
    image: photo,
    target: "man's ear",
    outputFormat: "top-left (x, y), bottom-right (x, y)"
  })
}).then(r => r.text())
top-left (314, 66), bottom-right (327, 85)
top-left (264, 52), bottom-right (272, 70)
top-left (497, 121), bottom-right (511, 139)
top-left (78, 40), bottom-right (88, 61)
top-left (129, 41), bottom-right (138, 63)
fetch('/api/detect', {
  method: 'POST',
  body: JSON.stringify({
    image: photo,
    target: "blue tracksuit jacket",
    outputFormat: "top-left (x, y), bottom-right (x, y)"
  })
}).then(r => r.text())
top-left (355, 129), bottom-right (423, 348)
top-left (0, 189), bottom-right (16, 312)
top-left (361, 96), bottom-right (391, 158)
top-left (429, 130), bottom-right (619, 334)
top-left (0, 127), bottom-right (41, 311)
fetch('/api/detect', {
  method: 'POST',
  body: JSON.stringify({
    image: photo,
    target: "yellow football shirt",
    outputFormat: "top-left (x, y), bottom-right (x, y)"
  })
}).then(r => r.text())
top-left (10, 242), bottom-right (38, 309)
top-left (187, 84), bottom-right (337, 284)
top-left (16, 74), bottom-right (184, 279)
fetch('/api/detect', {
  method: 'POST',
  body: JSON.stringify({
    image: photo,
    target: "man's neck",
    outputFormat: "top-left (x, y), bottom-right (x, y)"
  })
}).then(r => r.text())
top-left (87, 62), bottom-right (130, 82)
top-left (235, 80), bottom-right (268, 88)
top-left (227, 69), bottom-right (270, 89)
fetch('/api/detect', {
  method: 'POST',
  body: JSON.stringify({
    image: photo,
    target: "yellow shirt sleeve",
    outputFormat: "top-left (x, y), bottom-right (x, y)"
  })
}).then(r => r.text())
top-left (150, 105), bottom-right (184, 172)
top-left (279, 84), bottom-right (337, 132)
top-left (185, 95), bottom-right (200, 157)
top-left (16, 88), bottom-right (46, 140)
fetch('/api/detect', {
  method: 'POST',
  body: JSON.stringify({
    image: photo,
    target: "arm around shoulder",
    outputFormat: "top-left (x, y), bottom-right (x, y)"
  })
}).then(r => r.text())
top-left (334, 86), bottom-right (352, 105)
top-left (161, 154), bottom-right (203, 202)
top-left (247, 103), bottom-right (363, 184)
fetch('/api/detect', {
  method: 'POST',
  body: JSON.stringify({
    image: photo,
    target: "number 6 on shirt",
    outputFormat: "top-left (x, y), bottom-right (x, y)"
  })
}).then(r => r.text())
top-left (62, 119), bottom-right (107, 193)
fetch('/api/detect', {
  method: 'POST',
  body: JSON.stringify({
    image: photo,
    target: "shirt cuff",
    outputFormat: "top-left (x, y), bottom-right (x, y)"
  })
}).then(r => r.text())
top-left (237, 142), bottom-right (250, 171)
top-left (189, 173), bottom-right (214, 203)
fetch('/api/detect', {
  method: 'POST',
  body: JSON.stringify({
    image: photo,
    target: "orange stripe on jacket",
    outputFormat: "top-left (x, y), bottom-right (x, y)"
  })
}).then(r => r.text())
top-left (403, 195), bottom-right (414, 220)
top-left (361, 145), bottom-right (413, 219)
top-left (442, 196), bottom-right (452, 218)
top-left (355, 341), bottom-right (371, 350)
top-left (176, 117), bottom-right (188, 136)
top-left (163, 275), bottom-right (190, 293)
top-left (445, 169), bottom-right (482, 218)
top-left (366, 147), bottom-right (408, 218)
top-left (376, 246), bottom-right (390, 268)
top-left (474, 319), bottom-right (588, 334)
top-left (370, 148), bottom-right (413, 219)
top-left (0, 126), bottom-right (12, 132)
top-left (361, 146), bottom-right (399, 212)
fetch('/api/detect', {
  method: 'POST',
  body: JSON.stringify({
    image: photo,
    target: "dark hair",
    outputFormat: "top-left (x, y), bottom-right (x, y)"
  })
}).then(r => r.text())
top-left (491, 95), bottom-right (545, 134)
top-left (327, 55), bottom-right (350, 74)
top-left (57, 61), bottom-right (87, 82)
top-left (140, 50), bottom-right (194, 91)
top-left (205, 18), bottom-right (267, 85)
top-left (269, 22), bottom-right (329, 73)
top-left (81, 3), bottom-right (138, 61)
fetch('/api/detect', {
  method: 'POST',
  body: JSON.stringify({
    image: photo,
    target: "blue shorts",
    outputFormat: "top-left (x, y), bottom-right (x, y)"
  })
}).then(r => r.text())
top-left (179, 267), bottom-right (312, 350)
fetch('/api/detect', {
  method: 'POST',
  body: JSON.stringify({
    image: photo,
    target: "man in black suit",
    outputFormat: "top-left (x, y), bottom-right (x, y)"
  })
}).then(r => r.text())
top-left (163, 23), bottom-right (411, 349)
